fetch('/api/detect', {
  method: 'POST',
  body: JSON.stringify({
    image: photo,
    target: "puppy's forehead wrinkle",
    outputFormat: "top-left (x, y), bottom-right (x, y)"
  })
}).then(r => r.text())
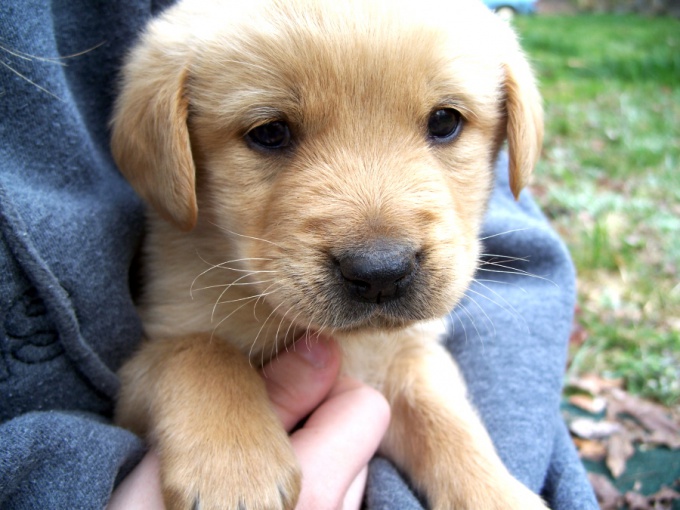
top-left (194, 52), bottom-right (499, 132)
top-left (187, 1), bottom-right (506, 131)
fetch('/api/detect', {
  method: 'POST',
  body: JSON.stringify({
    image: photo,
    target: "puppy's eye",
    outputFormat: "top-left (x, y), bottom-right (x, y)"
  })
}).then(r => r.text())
top-left (427, 108), bottom-right (463, 142)
top-left (247, 121), bottom-right (291, 149)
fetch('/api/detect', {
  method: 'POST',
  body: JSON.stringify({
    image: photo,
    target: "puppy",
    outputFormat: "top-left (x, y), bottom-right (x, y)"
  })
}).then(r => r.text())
top-left (110, 0), bottom-right (546, 508)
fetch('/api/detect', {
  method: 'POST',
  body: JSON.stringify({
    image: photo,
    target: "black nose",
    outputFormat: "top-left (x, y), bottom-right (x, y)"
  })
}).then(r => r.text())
top-left (335, 241), bottom-right (418, 304)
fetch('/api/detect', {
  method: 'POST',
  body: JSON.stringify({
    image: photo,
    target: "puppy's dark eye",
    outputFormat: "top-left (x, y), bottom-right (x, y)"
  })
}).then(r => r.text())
top-left (247, 121), bottom-right (291, 149)
top-left (428, 108), bottom-right (463, 142)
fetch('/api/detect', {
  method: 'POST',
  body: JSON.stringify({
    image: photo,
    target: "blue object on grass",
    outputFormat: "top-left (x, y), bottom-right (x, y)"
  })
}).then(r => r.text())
top-left (483, 0), bottom-right (538, 16)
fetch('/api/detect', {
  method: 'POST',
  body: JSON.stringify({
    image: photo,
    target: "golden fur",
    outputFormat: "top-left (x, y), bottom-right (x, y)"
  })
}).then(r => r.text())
top-left (110, 0), bottom-right (546, 508)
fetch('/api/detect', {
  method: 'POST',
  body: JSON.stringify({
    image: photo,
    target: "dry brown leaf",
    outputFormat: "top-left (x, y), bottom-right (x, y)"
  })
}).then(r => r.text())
top-left (573, 437), bottom-right (607, 461)
top-left (570, 374), bottom-right (624, 396)
top-left (647, 429), bottom-right (680, 449)
top-left (569, 394), bottom-right (607, 414)
top-left (569, 319), bottom-right (588, 348)
top-left (609, 389), bottom-right (680, 449)
top-left (588, 473), bottom-right (622, 510)
top-left (649, 486), bottom-right (680, 509)
top-left (607, 431), bottom-right (635, 478)
top-left (624, 491), bottom-right (651, 510)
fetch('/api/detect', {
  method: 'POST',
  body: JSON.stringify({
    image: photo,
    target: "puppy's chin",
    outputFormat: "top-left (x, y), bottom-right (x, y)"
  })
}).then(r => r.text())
top-left (321, 308), bottom-right (438, 333)
top-left (313, 303), bottom-right (429, 333)
top-left (334, 293), bottom-right (458, 332)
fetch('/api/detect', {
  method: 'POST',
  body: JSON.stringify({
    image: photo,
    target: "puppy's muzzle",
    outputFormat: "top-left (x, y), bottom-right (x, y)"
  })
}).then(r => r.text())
top-left (333, 240), bottom-right (419, 304)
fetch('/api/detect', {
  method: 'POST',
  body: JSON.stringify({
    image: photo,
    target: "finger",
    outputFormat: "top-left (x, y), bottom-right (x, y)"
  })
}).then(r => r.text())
top-left (343, 466), bottom-right (368, 510)
top-left (261, 334), bottom-right (341, 432)
top-left (292, 376), bottom-right (391, 510)
top-left (107, 450), bottom-right (164, 510)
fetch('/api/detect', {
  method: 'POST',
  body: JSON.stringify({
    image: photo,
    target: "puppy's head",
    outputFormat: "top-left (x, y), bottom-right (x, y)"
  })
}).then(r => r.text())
top-left (111, 0), bottom-right (542, 333)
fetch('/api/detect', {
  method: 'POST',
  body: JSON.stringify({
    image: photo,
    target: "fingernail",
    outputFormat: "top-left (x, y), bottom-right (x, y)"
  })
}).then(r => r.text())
top-left (296, 334), bottom-right (333, 369)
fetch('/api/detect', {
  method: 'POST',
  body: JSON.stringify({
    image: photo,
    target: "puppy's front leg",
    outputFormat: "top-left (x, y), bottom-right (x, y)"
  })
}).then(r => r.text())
top-left (116, 334), bottom-right (300, 510)
top-left (381, 339), bottom-right (548, 510)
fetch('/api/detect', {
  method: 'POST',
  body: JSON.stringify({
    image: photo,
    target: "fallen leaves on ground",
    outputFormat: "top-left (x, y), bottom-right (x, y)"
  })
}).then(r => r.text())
top-left (565, 374), bottom-right (680, 509)
top-left (587, 475), bottom-right (680, 510)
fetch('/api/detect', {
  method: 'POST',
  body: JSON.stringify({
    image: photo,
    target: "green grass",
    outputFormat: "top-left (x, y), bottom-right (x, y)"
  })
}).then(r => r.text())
top-left (513, 14), bottom-right (680, 407)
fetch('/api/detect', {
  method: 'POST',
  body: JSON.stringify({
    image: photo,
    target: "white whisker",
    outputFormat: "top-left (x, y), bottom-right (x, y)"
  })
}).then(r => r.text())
top-left (192, 279), bottom-right (273, 293)
top-left (210, 275), bottom-right (268, 321)
top-left (447, 307), bottom-right (469, 346)
top-left (272, 305), bottom-right (298, 359)
top-left (251, 282), bottom-right (280, 322)
top-left (283, 310), bottom-right (305, 352)
top-left (209, 297), bottom-right (257, 342)
top-left (457, 301), bottom-right (485, 352)
top-left (480, 227), bottom-right (534, 241)
top-left (463, 294), bottom-right (497, 339)
top-left (0, 61), bottom-right (64, 101)
top-left (312, 314), bottom-right (332, 340)
top-left (468, 283), bottom-right (530, 335)
top-left (212, 288), bottom-right (279, 308)
top-left (479, 253), bottom-right (531, 263)
top-left (209, 224), bottom-right (286, 251)
top-left (477, 263), bottom-right (558, 287)
top-left (191, 253), bottom-right (275, 296)
top-left (474, 278), bottom-right (530, 294)
top-left (250, 301), bottom-right (286, 367)
top-left (0, 41), bottom-right (105, 63)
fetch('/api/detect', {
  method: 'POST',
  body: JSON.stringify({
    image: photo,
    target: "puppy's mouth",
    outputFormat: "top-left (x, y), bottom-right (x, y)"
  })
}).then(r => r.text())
top-left (278, 240), bottom-right (450, 333)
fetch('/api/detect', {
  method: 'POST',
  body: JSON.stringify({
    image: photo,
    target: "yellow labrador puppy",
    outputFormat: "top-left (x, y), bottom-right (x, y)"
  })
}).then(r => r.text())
top-left (111, 0), bottom-right (546, 508)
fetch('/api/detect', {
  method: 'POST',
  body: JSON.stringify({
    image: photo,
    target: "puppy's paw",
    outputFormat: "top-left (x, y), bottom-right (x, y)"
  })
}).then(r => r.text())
top-left (487, 476), bottom-right (549, 510)
top-left (431, 475), bottom-right (549, 510)
top-left (159, 434), bottom-right (301, 510)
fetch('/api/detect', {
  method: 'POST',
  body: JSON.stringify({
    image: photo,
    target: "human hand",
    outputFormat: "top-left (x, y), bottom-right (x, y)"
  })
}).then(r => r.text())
top-left (108, 335), bottom-right (391, 510)
top-left (264, 335), bottom-right (391, 509)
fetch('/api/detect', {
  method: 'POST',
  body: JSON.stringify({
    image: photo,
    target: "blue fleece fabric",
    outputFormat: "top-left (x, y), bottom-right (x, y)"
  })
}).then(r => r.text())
top-left (0, 1), bottom-right (597, 508)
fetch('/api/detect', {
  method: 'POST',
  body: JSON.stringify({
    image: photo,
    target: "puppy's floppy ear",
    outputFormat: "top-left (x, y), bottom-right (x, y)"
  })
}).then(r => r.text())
top-left (503, 50), bottom-right (544, 200)
top-left (111, 35), bottom-right (197, 231)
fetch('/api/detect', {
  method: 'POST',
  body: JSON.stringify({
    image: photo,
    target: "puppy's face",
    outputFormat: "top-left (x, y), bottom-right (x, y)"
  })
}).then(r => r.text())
top-left (112, 0), bottom-right (542, 335)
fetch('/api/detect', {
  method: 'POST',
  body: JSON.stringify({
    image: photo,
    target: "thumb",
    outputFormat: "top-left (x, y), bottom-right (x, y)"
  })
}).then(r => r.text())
top-left (261, 334), bottom-right (341, 432)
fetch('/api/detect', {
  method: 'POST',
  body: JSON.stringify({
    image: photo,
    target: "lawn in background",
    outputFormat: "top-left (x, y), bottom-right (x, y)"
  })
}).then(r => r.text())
top-left (513, 14), bottom-right (680, 408)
